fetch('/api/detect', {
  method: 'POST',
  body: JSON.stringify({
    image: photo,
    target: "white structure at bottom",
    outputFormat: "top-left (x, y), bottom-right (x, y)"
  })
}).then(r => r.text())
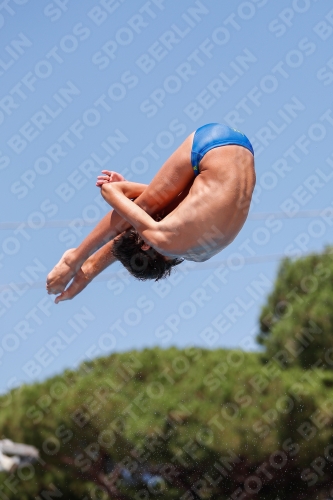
top-left (0, 439), bottom-right (39, 472)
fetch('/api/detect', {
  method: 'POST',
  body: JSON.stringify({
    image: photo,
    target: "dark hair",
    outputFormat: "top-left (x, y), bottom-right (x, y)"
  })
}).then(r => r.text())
top-left (112, 229), bottom-right (183, 281)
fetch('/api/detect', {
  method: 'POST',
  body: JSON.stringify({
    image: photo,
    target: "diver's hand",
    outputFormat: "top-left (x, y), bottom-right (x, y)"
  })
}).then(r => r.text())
top-left (96, 170), bottom-right (125, 187)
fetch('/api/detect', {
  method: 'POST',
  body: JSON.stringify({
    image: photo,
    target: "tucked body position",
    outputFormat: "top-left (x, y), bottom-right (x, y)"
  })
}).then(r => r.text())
top-left (47, 123), bottom-right (256, 302)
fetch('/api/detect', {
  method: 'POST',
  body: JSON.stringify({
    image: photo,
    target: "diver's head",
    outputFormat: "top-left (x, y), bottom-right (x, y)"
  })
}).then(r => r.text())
top-left (112, 229), bottom-right (183, 281)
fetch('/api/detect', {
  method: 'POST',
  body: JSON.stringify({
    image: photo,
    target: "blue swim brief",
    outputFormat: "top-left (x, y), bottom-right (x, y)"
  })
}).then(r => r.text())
top-left (191, 123), bottom-right (254, 176)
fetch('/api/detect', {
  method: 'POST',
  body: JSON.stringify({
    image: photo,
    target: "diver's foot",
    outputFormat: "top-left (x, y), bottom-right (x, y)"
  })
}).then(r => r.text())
top-left (46, 248), bottom-right (78, 295)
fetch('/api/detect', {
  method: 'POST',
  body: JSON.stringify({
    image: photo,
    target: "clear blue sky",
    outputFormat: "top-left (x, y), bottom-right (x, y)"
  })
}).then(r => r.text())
top-left (1, 0), bottom-right (333, 394)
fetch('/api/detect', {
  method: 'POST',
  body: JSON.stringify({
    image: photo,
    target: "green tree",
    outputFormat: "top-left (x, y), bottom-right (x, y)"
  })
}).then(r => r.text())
top-left (257, 247), bottom-right (333, 369)
top-left (1, 347), bottom-right (333, 499)
top-left (2, 248), bottom-right (333, 499)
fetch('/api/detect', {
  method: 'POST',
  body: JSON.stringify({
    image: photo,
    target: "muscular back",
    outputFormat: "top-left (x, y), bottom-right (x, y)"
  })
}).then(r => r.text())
top-left (157, 144), bottom-right (256, 261)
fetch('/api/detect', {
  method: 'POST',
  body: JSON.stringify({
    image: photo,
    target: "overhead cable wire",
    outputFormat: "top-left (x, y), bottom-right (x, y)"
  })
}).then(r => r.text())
top-left (0, 209), bottom-right (331, 230)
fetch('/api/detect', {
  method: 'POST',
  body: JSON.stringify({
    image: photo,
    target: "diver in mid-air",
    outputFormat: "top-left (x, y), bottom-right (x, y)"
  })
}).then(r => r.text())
top-left (46, 123), bottom-right (255, 302)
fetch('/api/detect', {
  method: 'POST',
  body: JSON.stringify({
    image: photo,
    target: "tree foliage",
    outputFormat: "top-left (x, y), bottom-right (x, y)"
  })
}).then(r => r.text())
top-left (1, 248), bottom-right (333, 499)
top-left (257, 247), bottom-right (333, 369)
top-left (1, 346), bottom-right (333, 499)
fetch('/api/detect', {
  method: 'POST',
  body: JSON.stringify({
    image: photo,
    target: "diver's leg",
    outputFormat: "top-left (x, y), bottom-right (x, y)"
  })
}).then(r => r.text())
top-left (134, 132), bottom-right (195, 214)
top-left (47, 133), bottom-right (195, 294)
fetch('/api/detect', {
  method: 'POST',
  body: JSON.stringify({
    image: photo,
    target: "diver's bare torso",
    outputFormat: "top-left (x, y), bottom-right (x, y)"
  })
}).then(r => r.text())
top-left (151, 134), bottom-right (256, 262)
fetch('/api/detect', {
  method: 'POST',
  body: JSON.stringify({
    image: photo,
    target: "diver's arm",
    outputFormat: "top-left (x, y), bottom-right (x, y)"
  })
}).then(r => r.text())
top-left (100, 182), bottom-right (163, 247)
